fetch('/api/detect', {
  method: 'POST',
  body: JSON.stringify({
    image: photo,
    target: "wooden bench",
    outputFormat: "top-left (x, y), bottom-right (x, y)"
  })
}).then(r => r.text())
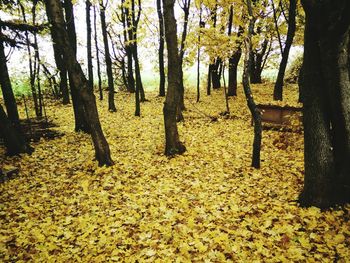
top-left (253, 104), bottom-right (303, 131)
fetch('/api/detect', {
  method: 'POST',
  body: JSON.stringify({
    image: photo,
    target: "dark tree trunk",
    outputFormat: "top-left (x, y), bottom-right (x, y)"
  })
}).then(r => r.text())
top-left (211, 58), bottom-right (221, 89)
top-left (0, 104), bottom-right (32, 155)
top-left (196, 4), bottom-right (202, 102)
top-left (64, 0), bottom-right (90, 132)
top-left (0, 38), bottom-right (20, 126)
top-left (249, 38), bottom-right (269, 84)
top-left (122, 0), bottom-right (136, 94)
top-left (100, 0), bottom-right (116, 112)
top-left (227, 7), bottom-right (243, 97)
top-left (228, 50), bottom-right (241, 96)
top-left (132, 45), bottom-right (141, 116)
top-left (157, 0), bottom-right (166, 97)
top-left (177, 0), bottom-right (191, 121)
top-left (131, 0), bottom-right (146, 103)
top-left (86, 0), bottom-right (94, 92)
top-left (45, 0), bottom-right (114, 166)
top-left (207, 64), bottom-right (211, 95)
top-left (47, 0), bottom-right (69, 104)
top-left (32, 4), bottom-right (43, 118)
top-left (243, 0), bottom-right (262, 169)
top-left (162, 0), bottom-right (186, 156)
top-left (51, 34), bottom-right (69, 104)
top-left (93, 6), bottom-right (103, 100)
top-left (299, 0), bottom-right (350, 208)
top-left (273, 0), bottom-right (297, 101)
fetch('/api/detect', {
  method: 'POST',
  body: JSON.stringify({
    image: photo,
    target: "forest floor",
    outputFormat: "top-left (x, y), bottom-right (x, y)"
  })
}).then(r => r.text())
top-left (1, 84), bottom-right (350, 262)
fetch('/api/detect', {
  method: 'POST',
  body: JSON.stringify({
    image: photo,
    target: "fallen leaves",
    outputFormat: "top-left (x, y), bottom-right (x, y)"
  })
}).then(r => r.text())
top-left (0, 84), bottom-right (349, 261)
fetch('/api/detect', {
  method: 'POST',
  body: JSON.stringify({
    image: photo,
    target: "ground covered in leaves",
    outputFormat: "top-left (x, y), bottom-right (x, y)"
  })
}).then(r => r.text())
top-left (1, 84), bottom-right (350, 262)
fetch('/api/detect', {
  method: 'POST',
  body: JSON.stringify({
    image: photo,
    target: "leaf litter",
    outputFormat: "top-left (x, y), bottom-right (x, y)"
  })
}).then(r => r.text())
top-left (0, 84), bottom-right (349, 262)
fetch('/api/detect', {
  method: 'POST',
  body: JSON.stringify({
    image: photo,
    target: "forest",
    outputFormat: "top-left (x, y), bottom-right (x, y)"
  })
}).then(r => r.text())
top-left (0, 0), bottom-right (350, 261)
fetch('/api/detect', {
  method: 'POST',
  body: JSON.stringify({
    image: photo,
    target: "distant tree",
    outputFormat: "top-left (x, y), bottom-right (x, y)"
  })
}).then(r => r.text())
top-left (86, 0), bottom-right (94, 92)
top-left (177, 0), bottom-right (191, 121)
top-left (100, 0), bottom-right (117, 112)
top-left (162, 0), bottom-right (186, 156)
top-left (273, 0), bottom-right (297, 101)
top-left (93, 5), bottom-right (103, 100)
top-left (227, 5), bottom-right (243, 97)
top-left (299, 0), bottom-right (350, 208)
top-left (45, 0), bottom-right (114, 166)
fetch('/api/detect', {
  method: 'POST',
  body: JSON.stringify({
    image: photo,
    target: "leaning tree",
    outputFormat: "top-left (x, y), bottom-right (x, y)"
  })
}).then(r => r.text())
top-left (45, 0), bottom-right (114, 166)
top-left (299, 0), bottom-right (350, 208)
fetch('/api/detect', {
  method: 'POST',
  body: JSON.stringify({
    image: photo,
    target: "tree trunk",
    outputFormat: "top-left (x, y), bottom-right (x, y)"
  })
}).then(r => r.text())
top-left (46, 0), bottom-right (114, 166)
top-left (207, 64), bottom-right (211, 95)
top-left (100, 0), bottom-right (116, 112)
top-left (211, 58), bottom-right (221, 89)
top-left (51, 33), bottom-right (69, 104)
top-left (86, 0), bottom-right (94, 92)
top-left (228, 49), bottom-right (241, 96)
top-left (0, 104), bottom-right (32, 155)
top-left (273, 0), bottom-right (297, 101)
top-left (249, 38), bottom-right (269, 84)
top-left (131, 0), bottom-right (146, 102)
top-left (162, 0), bottom-right (186, 156)
top-left (64, 0), bottom-right (90, 132)
top-left (299, 0), bottom-right (350, 208)
top-left (243, 0), bottom-right (262, 169)
top-left (93, 5), bottom-right (103, 100)
top-left (177, 0), bottom-right (191, 121)
top-left (157, 0), bottom-right (166, 97)
top-left (0, 38), bottom-right (20, 126)
top-left (123, 0), bottom-right (136, 94)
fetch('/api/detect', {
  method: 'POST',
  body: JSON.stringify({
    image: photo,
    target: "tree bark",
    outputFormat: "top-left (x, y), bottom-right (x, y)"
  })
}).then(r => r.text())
top-left (46, 0), bottom-right (114, 166)
top-left (243, 0), bottom-right (262, 169)
top-left (64, 0), bottom-right (90, 132)
top-left (0, 104), bottom-right (32, 156)
top-left (0, 37), bottom-right (20, 126)
top-left (299, 0), bottom-right (350, 208)
top-left (157, 0), bottom-right (166, 97)
top-left (100, 0), bottom-right (117, 112)
top-left (162, 0), bottom-right (186, 156)
top-left (273, 0), bottom-right (297, 101)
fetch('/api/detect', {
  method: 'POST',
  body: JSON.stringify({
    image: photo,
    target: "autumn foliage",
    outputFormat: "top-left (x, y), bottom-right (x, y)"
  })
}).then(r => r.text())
top-left (1, 85), bottom-right (349, 261)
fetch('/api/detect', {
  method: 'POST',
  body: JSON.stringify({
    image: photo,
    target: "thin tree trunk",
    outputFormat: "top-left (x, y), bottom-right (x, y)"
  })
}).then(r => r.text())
top-left (100, 0), bottom-right (117, 112)
top-left (46, 0), bottom-right (114, 166)
top-left (162, 0), bottom-right (186, 156)
top-left (123, 0), bottom-right (136, 94)
top-left (157, 0), bottom-right (166, 97)
top-left (93, 6), bottom-right (103, 100)
top-left (243, 0), bottom-right (262, 169)
top-left (196, 3), bottom-right (202, 102)
top-left (86, 0), bottom-right (94, 92)
top-left (177, 0), bottom-right (191, 121)
top-left (273, 0), bottom-right (297, 101)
